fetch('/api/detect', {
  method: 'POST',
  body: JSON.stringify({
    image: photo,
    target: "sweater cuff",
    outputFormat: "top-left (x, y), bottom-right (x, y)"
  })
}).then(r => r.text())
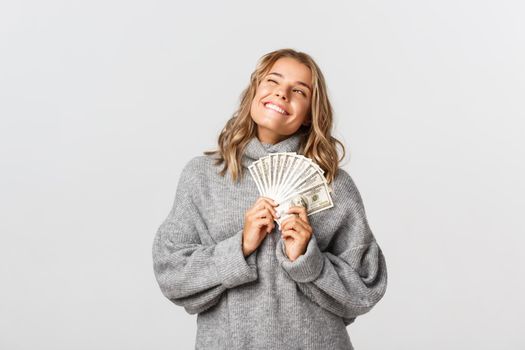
top-left (214, 229), bottom-right (258, 288)
top-left (275, 233), bottom-right (324, 283)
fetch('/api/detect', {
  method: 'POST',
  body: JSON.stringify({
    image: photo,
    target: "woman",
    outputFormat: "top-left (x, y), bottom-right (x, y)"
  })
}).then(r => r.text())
top-left (152, 48), bottom-right (388, 349)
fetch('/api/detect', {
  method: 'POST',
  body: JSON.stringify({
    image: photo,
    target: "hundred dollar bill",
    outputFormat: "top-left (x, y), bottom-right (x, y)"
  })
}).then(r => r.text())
top-left (275, 153), bottom-right (287, 197)
top-left (254, 159), bottom-right (269, 195)
top-left (279, 163), bottom-right (322, 201)
top-left (278, 156), bottom-right (309, 202)
top-left (248, 163), bottom-right (264, 195)
top-left (274, 154), bottom-right (299, 201)
top-left (249, 151), bottom-right (335, 227)
top-left (275, 181), bottom-right (334, 229)
top-left (261, 155), bottom-right (273, 198)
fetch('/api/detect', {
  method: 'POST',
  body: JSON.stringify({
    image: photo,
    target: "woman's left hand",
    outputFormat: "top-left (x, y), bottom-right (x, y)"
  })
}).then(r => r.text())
top-left (280, 206), bottom-right (313, 262)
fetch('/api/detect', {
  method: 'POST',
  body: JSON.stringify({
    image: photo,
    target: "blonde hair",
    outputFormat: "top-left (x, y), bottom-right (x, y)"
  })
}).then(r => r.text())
top-left (204, 48), bottom-right (346, 185)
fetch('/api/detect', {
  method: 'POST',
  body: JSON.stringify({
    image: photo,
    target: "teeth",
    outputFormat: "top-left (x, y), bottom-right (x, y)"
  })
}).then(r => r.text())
top-left (265, 103), bottom-right (287, 115)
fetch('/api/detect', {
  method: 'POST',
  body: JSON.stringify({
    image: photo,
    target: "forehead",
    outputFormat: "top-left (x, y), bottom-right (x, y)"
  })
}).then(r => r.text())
top-left (266, 57), bottom-right (312, 83)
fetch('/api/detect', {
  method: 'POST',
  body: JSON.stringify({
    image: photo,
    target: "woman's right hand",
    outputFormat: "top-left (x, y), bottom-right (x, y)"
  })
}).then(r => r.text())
top-left (242, 196), bottom-right (279, 257)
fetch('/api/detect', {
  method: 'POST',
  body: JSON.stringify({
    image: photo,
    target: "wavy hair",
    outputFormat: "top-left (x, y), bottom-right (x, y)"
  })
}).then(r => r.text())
top-left (203, 48), bottom-right (346, 185)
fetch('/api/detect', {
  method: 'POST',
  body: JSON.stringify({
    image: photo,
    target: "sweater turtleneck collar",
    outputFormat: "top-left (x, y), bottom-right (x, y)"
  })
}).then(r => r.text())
top-left (241, 131), bottom-right (306, 168)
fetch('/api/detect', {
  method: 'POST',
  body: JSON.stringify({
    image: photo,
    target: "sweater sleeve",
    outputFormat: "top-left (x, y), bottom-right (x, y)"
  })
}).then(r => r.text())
top-left (274, 170), bottom-right (387, 324)
top-left (152, 158), bottom-right (258, 315)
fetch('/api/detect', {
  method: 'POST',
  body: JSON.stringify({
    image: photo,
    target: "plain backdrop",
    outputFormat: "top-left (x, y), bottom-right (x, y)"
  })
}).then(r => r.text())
top-left (1, 0), bottom-right (524, 349)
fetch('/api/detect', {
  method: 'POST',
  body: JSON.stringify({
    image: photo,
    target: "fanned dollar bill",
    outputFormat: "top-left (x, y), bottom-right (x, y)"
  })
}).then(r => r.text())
top-left (248, 152), bottom-right (334, 229)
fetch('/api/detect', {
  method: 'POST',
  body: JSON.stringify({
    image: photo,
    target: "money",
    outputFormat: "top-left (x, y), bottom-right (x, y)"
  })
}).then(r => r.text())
top-left (248, 152), bottom-right (334, 229)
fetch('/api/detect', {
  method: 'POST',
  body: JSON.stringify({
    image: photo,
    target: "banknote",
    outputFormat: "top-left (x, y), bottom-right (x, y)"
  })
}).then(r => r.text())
top-left (249, 152), bottom-right (334, 228)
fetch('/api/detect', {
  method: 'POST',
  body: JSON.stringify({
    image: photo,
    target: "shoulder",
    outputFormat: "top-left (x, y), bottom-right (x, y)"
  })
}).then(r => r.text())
top-left (173, 155), bottom-right (213, 203)
top-left (333, 168), bottom-right (359, 195)
top-left (331, 167), bottom-right (366, 212)
top-left (178, 155), bottom-right (218, 187)
top-left (179, 154), bottom-right (209, 177)
top-left (181, 155), bottom-right (207, 174)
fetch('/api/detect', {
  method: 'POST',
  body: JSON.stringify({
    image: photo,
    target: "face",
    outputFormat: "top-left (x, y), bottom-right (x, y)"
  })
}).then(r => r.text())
top-left (250, 57), bottom-right (312, 144)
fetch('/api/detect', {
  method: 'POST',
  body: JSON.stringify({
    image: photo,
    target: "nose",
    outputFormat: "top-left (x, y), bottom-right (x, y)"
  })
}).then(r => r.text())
top-left (275, 88), bottom-right (288, 101)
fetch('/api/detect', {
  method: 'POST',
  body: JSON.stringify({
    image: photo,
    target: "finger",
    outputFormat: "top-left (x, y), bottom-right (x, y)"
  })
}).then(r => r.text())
top-left (252, 208), bottom-right (268, 219)
top-left (281, 229), bottom-right (299, 240)
top-left (286, 206), bottom-right (308, 223)
top-left (293, 220), bottom-right (310, 237)
top-left (282, 217), bottom-right (301, 233)
top-left (254, 204), bottom-right (277, 218)
top-left (280, 215), bottom-right (297, 231)
top-left (261, 203), bottom-right (278, 218)
top-left (255, 217), bottom-right (273, 228)
top-left (253, 208), bottom-right (273, 221)
top-left (253, 200), bottom-right (278, 215)
top-left (280, 212), bottom-right (303, 228)
top-left (286, 206), bottom-right (308, 222)
top-left (251, 200), bottom-right (265, 212)
top-left (280, 216), bottom-right (293, 232)
top-left (284, 216), bottom-right (313, 238)
top-left (257, 196), bottom-right (278, 207)
top-left (255, 217), bottom-right (274, 233)
top-left (283, 217), bottom-right (307, 234)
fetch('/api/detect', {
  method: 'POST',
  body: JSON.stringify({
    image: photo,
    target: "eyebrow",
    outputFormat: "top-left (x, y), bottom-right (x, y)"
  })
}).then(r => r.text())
top-left (267, 72), bottom-right (312, 92)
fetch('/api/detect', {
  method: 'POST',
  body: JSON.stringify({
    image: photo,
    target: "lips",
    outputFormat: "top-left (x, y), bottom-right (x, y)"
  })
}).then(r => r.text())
top-left (263, 101), bottom-right (290, 115)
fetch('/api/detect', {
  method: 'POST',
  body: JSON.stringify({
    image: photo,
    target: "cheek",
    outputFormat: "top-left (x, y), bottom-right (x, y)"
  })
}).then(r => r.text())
top-left (251, 89), bottom-right (263, 105)
top-left (251, 88), bottom-right (272, 110)
top-left (250, 96), bottom-right (264, 120)
top-left (294, 101), bottom-right (311, 118)
top-left (250, 96), bottom-right (258, 109)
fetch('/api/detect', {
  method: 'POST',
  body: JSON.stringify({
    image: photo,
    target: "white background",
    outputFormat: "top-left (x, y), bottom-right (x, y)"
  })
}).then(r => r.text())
top-left (1, 0), bottom-right (524, 349)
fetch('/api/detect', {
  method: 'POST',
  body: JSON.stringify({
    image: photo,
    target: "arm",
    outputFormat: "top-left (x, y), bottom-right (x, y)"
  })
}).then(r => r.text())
top-left (275, 170), bottom-right (387, 323)
top-left (152, 158), bottom-right (258, 315)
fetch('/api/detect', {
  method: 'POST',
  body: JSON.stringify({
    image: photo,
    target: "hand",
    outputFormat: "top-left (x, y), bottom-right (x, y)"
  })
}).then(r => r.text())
top-left (242, 196), bottom-right (278, 257)
top-left (280, 205), bottom-right (313, 262)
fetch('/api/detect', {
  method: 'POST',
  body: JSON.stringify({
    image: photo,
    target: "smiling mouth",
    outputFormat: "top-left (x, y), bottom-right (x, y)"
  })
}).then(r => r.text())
top-left (263, 102), bottom-right (290, 116)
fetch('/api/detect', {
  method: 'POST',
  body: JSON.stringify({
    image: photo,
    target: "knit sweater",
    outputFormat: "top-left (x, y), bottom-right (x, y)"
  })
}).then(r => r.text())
top-left (152, 132), bottom-right (388, 350)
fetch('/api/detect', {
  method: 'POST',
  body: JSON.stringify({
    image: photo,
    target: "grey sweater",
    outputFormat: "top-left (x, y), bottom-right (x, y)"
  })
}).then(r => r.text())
top-left (152, 132), bottom-right (388, 350)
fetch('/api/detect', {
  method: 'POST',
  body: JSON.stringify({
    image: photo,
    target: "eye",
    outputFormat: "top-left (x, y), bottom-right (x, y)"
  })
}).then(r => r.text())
top-left (266, 78), bottom-right (307, 96)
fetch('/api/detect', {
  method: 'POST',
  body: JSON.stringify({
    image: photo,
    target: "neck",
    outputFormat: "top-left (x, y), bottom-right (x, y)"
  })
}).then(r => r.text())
top-left (256, 127), bottom-right (289, 145)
